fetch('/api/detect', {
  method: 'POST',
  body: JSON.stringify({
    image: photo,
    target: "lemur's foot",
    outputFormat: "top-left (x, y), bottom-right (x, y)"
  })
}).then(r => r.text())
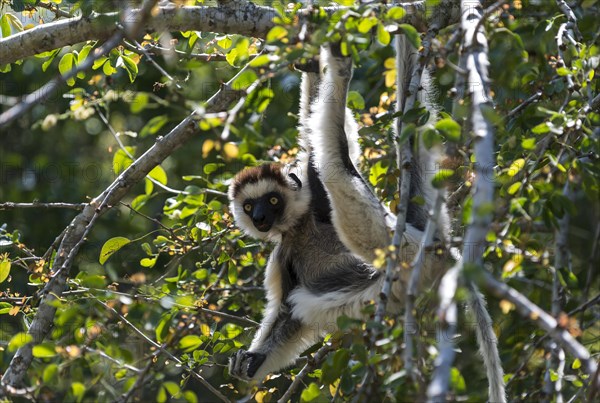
top-left (229, 349), bottom-right (266, 381)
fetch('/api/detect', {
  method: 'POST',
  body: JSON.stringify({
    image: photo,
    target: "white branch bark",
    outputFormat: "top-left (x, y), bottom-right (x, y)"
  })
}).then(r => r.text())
top-left (427, 1), bottom-right (504, 401)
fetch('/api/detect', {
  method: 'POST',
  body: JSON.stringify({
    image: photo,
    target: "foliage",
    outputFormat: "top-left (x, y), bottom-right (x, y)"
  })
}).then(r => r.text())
top-left (0, 0), bottom-right (599, 402)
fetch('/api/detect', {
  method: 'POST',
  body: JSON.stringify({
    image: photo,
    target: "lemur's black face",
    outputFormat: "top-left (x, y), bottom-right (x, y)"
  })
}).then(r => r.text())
top-left (243, 192), bottom-right (285, 232)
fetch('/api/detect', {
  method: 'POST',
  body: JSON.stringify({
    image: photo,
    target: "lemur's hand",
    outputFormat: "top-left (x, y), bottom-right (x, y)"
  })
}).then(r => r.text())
top-left (293, 58), bottom-right (320, 73)
top-left (229, 349), bottom-right (266, 381)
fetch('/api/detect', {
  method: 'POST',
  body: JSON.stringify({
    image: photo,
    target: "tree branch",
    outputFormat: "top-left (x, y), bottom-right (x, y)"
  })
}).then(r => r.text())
top-left (0, 202), bottom-right (86, 210)
top-left (277, 342), bottom-right (334, 403)
top-left (427, 1), bottom-right (503, 401)
top-left (0, 2), bottom-right (432, 66)
top-left (480, 272), bottom-right (598, 377)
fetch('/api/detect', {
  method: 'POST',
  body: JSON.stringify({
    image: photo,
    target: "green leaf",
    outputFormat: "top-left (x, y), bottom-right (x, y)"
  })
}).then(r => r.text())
top-left (42, 49), bottom-right (61, 72)
top-left (507, 181), bottom-right (522, 195)
top-left (347, 91), bottom-right (365, 110)
top-left (435, 118), bottom-right (461, 142)
top-left (398, 123), bottom-right (416, 145)
top-left (140, 115), bottom-right (168, 137)
top-left (43, 364), bottom-right (58, 383)
top-left (358, 17), bottom-right (378, 34)
top-left (149, 165), bottom-right (168, 185)
top-left (300, 383), bottom-right (322, 402)
top-left (228, 262), bottom-right (238, 284)
top-left (33, 343), bottom-right (56, 358)
top-left (156, 313), bottom-right (173, 343)
top-left (387, 6), bottom-right (407, 20)
top-left (58, 53), bottom-right (76, 86)
top-left (531, 122), bottom-right (550, 134)
top-left (0, 14), bottom-right (11, 38)
top-left (450, 367), bottom-right (466, 393)
top-left (8, 332), bottom-right (33, 352)
top-left (140, 257), bottom-right (157, 268)
top-left (119, 55), bottom-right (138, 82)
top-left (398, 24), bottom-right (421, 49)
top-left (112, 147), bottom-right (135, 175)
top-left (131, 93), bottom-right (149, 113)
top-left (0, 302), bottom-right (12, 314)
top-left (521, 138), bottom-right (536, 150)
top-left (178, 335), bottom-right (203, 352)
top-left (556, 67), bottom-right (570, 76)
top-left (377, 23), bottom-right (391, 46)
top-left (249, 54), bottom-right (271, 67)
top-left (71, 382), bottom-right (86, 403)
top-left (432, 169), bottom-right (455, 188)
top-left (99, 237), bottom-right (131, 265)
top-left (0, 258), bottom-right (11, 283)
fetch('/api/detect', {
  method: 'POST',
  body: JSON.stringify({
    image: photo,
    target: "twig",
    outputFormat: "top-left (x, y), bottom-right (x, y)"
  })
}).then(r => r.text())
top-left (277, 343), bottom-right (334, 403)
top-left (506, 90), bottom-right (543, 120)
top-left (404, 189), bottom-right (444, 377)
top-left (0, 202), bottom-right (86, 210)
top-left (33, 1), bottom-right (74, 19)
top-left (82, 346), bottom-right (142, 374)
top-left (98, 300), bottom-right (229, 402)
top-left (480, 272), bottom-right (598, 377)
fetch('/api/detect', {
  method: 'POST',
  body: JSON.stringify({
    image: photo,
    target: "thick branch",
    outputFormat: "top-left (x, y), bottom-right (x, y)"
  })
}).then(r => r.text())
top-left (0, 2), bottom-right (432, 66)
top-left (427, 0), bottom-right (503, 401)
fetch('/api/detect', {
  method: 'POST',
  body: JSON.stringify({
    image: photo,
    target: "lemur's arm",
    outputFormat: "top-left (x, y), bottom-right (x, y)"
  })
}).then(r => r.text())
top-left (309, 46), bottom-right (391, 263)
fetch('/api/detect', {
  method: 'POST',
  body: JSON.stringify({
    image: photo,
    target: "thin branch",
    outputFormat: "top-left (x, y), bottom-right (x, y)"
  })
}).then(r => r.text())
top-left (404, 189), bottom-right (445, 377)
top-left (277, 342), bottom-right (334, 403)
top-left (97, 300), bottom-right (229, 402)
top-left (480, 272), bottom-right (598, 377)
top-left (555, 0), bottom-right (582, 42)
top-left (0, 202), bottom-right (86, 210)
top-left (506, 90), bottom-right (543, 120)
top-left (33, 1), bottom-right (74, 19)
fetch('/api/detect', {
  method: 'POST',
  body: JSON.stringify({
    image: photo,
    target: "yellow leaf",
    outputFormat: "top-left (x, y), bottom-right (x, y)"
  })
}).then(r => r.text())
top-left (223, 142), bottom-right (239, 160)
top-left (507, 158), bottom-right (525, 177)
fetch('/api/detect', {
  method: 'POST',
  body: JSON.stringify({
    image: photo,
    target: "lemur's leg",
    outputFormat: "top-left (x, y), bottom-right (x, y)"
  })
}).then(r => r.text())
top-left (229, 301), bottom-right (316, 381)
top-left (229, 255), bottom-right (318, 381)
top-left (309, 46), bottom-right (390, 263)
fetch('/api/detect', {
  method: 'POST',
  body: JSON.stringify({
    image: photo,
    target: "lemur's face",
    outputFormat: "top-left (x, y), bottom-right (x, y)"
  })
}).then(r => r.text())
top-left (228, 164), bottom-right (310, 241)
top-left (241, 191), bottom-right (285, 233)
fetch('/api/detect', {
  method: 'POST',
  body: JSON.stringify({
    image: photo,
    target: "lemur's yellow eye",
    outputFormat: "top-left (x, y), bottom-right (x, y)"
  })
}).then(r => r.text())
top-left (269, 197), bottom-right (279, 205)
top-left (244, 203), bottom-right (252, 212)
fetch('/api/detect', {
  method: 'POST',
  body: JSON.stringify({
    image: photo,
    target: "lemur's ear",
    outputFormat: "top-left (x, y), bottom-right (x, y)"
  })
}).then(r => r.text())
top-left (288, 173), bottom-right (303, 190)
